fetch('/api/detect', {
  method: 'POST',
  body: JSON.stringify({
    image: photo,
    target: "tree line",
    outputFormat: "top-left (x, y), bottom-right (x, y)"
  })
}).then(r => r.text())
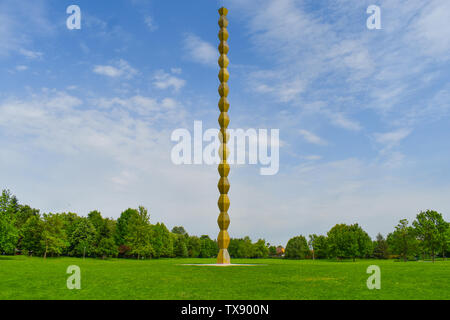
top-left (1, 189), bottom-right (449, 261)
top-left (286, 213), bottom-right (449, 262)
top-left (0, 190), bottom-right (270, 259)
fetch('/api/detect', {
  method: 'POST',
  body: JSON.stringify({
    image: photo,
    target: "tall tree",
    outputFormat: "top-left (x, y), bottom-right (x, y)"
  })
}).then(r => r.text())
top-left (0, 189), bottom-right (19, 254)
top-left (198, 235), bottom-right (216, 258)
top-left (173, 234), bottom-right (189, 258)
top-left (252, 239), bottom-right (269, 258)
top-left (387, 219), bottom-right (418, 262)
top-left (308, 234), bottom-right (328, 259)
top-left (41, 213), bottom-right (68, 258)
top-left (187, 236), bottom-right (201, 258)
top-left (126, 206), bottom-right (154, 259)
top-left (373, 233), bottom-right (389, 259)
top-left (413, 210), bottom-right (448, 262)
top-left (115, 208), bottom-right (139, 246)
top-left (20, 215), bottom-right (44, 256)
top-left (69, 218), bottom-right (96, 257)
top-left (350, 224), bottom-right (373, 259)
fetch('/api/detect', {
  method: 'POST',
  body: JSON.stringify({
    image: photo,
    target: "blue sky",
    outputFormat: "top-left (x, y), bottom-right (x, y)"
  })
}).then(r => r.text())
top-left (1, 0), bottom-right (449, 245)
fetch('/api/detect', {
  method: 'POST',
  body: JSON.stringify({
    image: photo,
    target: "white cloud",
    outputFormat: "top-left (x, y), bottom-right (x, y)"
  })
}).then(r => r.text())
top-left (0, 0), bottom-right (54, 57)
top-left (93, 95), bottom-right (182, 121)
top-left (153, 70), bottom-right (186, 92)
top-left (374, 128), bottom-right (411, 146)
top-left (325, 112), bottom-right (362, 132)
top-left (93, 65), bottom-right (122, 78)
top-left (230, 0), bottom-right (450, 137)
top-left (183, 33), bottom-right (217, 66)
top-left (302, 155), bottom-right (322, 161)
top-left (299, 129), bottom-right (327, 146)
top-left (16, 65), bottom-right (28, 71)
top-left (373, 128), bottom-right (412, 167)
top-left (93, 59), bottom-right (138, 79)
top-left (144, 16), bottom-right (158, 32)
top-left (409, 0), bottom-right (450, 58)
top-left (253, 74), bottom-right (306, 103)
top-left (0, 89), bottom-right (224, 241)
top-left (18, 48), bottom-right (43, 59)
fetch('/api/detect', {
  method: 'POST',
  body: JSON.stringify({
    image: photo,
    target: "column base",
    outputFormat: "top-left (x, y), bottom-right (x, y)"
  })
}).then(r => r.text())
top-left (217, 249), bottom-right (231, 264)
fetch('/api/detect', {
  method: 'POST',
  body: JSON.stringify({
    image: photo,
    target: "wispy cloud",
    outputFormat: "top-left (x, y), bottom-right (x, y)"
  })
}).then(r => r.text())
top-left (19, 48), bottom-right (43, 60)
top-left (373, 128), bottom-right (412, 167)
top-left (299, 129), bottom-right (327, 146)
top-left (153, 69), bottom-right (186, 92)
top-left (0, 0), bottom-right (54, 58)
top-left (15, 65), bottom-right (28, 72)
top-left (374, 128), bottom-right (411, 146)
top-left (93, 59), bottom-right (138, 79)
top-left (231, 0), bottom-right (449, 137)
top-left (183, 33), bottom-right (217, 67)
top-left (144, 16), bottom-right (158, 32)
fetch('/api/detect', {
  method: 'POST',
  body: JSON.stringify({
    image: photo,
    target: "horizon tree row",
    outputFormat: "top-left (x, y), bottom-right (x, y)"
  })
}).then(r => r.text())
top-left (0, 189), bottom-right (270, 259)
top-left (286, 213), bottom-right (449, 262)
top-left (1, 189), bottom-right (449, 261)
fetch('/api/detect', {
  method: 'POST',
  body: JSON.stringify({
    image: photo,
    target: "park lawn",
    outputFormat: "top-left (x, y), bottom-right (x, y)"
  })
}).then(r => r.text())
top-left (0, 256), bottom-right (448, 300)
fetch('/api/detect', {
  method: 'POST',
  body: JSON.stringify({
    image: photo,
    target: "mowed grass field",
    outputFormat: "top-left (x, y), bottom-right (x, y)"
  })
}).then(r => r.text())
top-left (0, 256), bottom-right (449, 300)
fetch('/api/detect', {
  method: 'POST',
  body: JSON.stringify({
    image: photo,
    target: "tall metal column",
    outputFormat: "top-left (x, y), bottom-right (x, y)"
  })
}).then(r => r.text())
top-left (216, 7), bottom-right (231, 264)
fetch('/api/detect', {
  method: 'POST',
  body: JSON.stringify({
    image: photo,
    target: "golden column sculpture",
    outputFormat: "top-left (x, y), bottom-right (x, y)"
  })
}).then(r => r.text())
top-left (217, 7), bottom-right (231, 264)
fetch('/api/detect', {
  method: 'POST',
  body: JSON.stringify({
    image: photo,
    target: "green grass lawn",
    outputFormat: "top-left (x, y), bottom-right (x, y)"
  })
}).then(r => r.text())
top-left (0, 256), bottom-right (449, 300)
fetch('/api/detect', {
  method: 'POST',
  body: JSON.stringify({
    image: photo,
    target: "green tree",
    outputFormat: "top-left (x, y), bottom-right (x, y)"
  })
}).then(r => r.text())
top-left (96, 237), bottom-right (119, 259)
top-left (69, 218), bottom-right (96, 257)
top-left (199, 235), bottom-right (217, 258)
top-left (41, 213), bottom-right (68, 258)
top-left (126, 206), bottom-right (153, 259)
top-left (174, 235), bottom-right (189, 258)
top-left (14, 205), bottom-right (40, 230)
top-left (444, 228), bottom-right (450, 259)
top-left (187, 236), bottom-right (201, 258)
top-left (387, 219), bottom-right (418, 261)
top-left (373, 233), bottom-right (389, 259)
top-left (0, 189), bottom-right (19, 254)
top-left (285, 235), bottom-right (310, 259)
top-left (351, 224), bottom-right (373, 259)
top-left (327, 224), bottom-right (371, 261)
top-left (413, 210), bottom-right (448, 262)
top-left (229, 237), bottom-right (254, 258)
top-left (308, 234), bottom-right (328, 259)
top-left (60, 212), bottom-right (80, 255)
top-left (252, 239), bottom-right (269, 258)
top-left (86, 210), bottom-right (117, 257)
top-left (115, 208), bottom-right (139, 246)
top-left (268, 245), bottom-right (277, 257)
top-left (21, 215), bottom-right (44, 256)
top-left (171, 226), bottom-right (187, 235)
top-left (151, 222), bottom-right (174, 258)
top-left (327, 224), bottom-right (357, 260)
